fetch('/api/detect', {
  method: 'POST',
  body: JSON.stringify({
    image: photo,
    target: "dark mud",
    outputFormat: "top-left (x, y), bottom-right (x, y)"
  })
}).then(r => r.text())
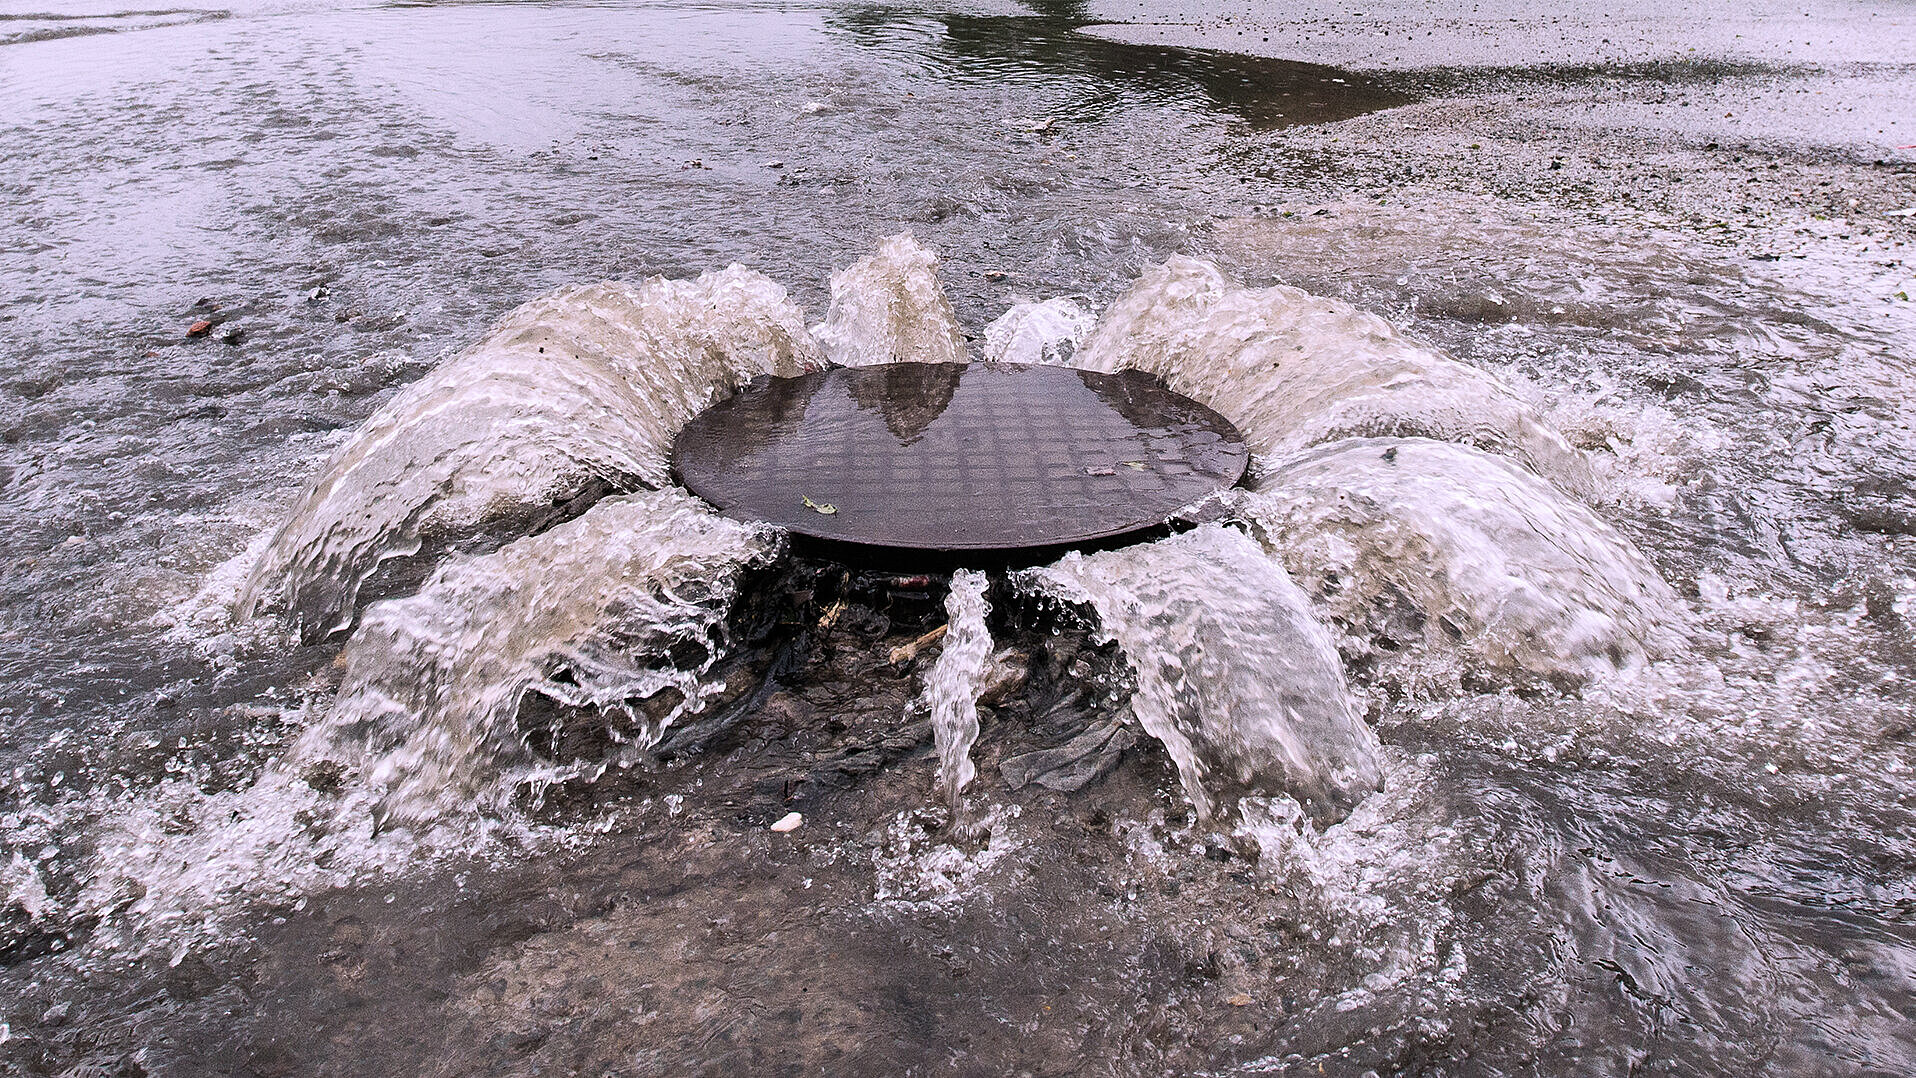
top-left (16, 560), bottom-right (1909, 1076)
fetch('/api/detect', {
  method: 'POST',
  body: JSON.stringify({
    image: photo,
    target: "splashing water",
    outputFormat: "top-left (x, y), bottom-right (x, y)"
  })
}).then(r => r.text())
top-left (1026, 525), bottom-right (1383, 822)
top-left (1244, 437), bottom-right (1679, 689)
top-left (32, 236), bottom-right (1687, 1043)
top-left (313, 487), bottom-right (781, 828)
top-left (809, 232), bottom-right (968, 368)
top-left (74, 756), bottom-right (504, 958)
top-left (237, 268), bottom-right (820, 635)
top-left (1074, 256), bottom-right (1594, 493)
top-left (919, 570), bottom-right (992, 819)
top-left (979, 296), bottom-right (1096, 366)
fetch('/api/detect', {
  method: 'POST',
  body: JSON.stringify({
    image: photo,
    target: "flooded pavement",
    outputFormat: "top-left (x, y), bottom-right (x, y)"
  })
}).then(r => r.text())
top-left (3, 0), bottom-right (1916, 1075)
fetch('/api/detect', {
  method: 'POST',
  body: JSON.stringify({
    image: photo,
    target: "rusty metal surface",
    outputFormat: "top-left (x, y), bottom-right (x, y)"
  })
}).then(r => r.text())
top-left (672, 362), bottom-right (1248, 551)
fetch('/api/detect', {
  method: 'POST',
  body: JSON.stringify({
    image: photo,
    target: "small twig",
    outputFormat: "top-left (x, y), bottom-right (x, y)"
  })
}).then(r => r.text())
top-left (817, 599), bottom-right (848, 631)
top-left (888, 623), bottom-right (948, 665)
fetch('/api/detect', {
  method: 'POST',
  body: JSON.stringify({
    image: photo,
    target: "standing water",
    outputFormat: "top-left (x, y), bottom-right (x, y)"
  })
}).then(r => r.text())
top-left (3, 1), bottom-right (1916, 1075)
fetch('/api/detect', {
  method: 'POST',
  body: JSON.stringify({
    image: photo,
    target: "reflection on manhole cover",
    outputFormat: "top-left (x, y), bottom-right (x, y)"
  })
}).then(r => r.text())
top-left (673, 362), bottom-right (1249, 552)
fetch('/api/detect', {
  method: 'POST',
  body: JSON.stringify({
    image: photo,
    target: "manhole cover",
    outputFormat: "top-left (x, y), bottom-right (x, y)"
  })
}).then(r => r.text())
top-left (673, 362), bottom-right (1248, 552)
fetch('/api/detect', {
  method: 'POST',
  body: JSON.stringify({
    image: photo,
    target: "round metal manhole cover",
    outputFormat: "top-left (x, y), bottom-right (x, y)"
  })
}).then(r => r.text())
top-left (672, 362), bottom-right (1249, 552)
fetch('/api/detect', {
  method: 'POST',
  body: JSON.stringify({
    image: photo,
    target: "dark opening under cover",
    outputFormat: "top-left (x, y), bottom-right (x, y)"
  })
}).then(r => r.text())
top-left (672, 362), bottom-right (1248, 552)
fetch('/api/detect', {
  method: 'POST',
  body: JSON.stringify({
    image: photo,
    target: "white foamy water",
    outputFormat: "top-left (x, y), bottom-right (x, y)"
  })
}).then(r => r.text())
top-left (810, 232), bottom-right (968, 368)
top-left (979, 296), bottom-right (1096, 366)
top-left (1074, 256), bottom-right (1594, 494)
top-left (236, 267), bottom-right (820, 635)
top-left (66, 488), bottom-right (779, 955)
top-left (75, 760), bottom-right (512, 959)
top-left (919, 570), bottom-right (992, 816)
top-left (316, 487), bottom-right (781, 828)
top-left (1243, 437), bottom-right (1680, 689)
top-left (45, 244), bottom-right (1673, 961)
top-left (1027, 525), bottom-right (1383, 822)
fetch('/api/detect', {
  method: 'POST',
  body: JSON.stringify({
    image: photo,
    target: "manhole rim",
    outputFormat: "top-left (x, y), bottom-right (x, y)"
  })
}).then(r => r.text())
top-left (671, 360), bottom-right (1249, 553)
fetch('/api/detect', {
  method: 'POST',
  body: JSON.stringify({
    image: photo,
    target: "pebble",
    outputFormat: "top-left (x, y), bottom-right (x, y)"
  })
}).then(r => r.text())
top-left (770, 811), bottom-right (803, 833)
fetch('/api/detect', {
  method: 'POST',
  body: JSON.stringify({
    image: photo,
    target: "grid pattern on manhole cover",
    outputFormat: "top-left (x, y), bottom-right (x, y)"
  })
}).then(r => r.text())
top-left (673, 362), bottom-right (1248, 551)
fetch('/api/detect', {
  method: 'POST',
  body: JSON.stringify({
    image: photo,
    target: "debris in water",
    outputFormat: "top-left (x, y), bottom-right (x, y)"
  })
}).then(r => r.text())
top-left (817, 598), bottom-right (848, 630)
top-left (770, 812), bottom-right (803, 832)
top-left (889, 623), bottom-right (948, 665)
top-left (186, 319), bottom-right (213, 337)
top-left (801, 494), bottom-right (837, 515)
top-left (999, 721), bottom-right (1136, 792)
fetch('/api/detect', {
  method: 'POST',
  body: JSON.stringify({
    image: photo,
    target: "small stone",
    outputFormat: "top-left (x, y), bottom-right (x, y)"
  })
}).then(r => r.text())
top-left (300, 760), bottom-right (346, 794)
top-left (770, 812), bottom-right (803, 833)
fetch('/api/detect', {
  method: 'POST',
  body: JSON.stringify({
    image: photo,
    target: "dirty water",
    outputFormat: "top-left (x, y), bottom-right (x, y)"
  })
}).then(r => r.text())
top-left (3, 1), bottom-right (1916, 1076)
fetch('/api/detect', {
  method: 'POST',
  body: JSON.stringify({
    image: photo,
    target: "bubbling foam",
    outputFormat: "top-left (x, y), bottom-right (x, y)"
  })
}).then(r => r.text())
top-left (237, 268), bottom-right (820, 636)
top-left (1075, 256), bottom-right (1593, 493)
top-left (313, 487), bottom-right (781, 828)
top-left (810, 232), bottom-right (968, 368)
top-left (979, 296), bottom-right (1096, 366)
top-left (1026, 525), bottom-right (1383, 822)
top-left (1244, 438), bottom-right (1679, 689)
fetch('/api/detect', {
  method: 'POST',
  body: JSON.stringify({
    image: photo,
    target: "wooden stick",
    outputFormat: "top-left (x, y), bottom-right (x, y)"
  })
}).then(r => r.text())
top-left (888, 623), bottom-right (948, 665)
